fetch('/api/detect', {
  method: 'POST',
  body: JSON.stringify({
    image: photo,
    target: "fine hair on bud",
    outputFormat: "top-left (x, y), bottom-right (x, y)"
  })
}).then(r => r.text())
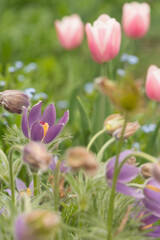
top-left (104, 113), bottom-right (125, 135)
top-left (152, 161), bottom-right (160, 182)
top-left (140, 163), bottom-right (153, 179)
top-left (23, 141), bottom-right (52, 171)
top-left (66, 146), bottom-right (98, 175)
top-left (113, 121), bottom-right (140, 139)
top-left (0, 90), bottom-right (30, 114)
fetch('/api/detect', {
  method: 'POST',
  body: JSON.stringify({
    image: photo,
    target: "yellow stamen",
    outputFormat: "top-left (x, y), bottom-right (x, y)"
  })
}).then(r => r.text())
top-left (141, 224), bottom-right (152, 230)
top-left (20, 188), bottom-right (31, 197)
top-left (146, 184), bottom-right (160, 192)
top-left (42, 122), bottom-right (49, 137)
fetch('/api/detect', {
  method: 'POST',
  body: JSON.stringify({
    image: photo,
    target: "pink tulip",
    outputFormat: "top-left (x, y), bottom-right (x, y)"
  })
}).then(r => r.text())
top-left (145, 65), bottom-right (160, 101)
top-left (55, 14), bottom-right (84, 50)
top-left (122, 2), bottom-right (150, 38)
top-left (85, 14), bottom-right (121, 64)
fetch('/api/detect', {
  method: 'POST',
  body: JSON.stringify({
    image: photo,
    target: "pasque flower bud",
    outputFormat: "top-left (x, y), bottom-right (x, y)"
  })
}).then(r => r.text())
top-left (0, 90), bottom-right (30, 114)
top-left (152, 161), bottom-right (160, 182)
top-left (23, 142), bottom-right (52, 171)
top-left (140, 163), bottom-right (153, 179)
top-left (104, 114), bottom-right (125, 135)
top-left (15, 210), bottom-right (60, 240)
top-left (66, 147), bottom-right (98, 175)
top-left (113, 121), bottom-right (140, 139)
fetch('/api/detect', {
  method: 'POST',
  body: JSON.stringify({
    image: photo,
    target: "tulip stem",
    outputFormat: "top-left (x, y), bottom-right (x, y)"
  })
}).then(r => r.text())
top-left (107, 114), bottom-right (128, 240)
top-left (96, 137), bottom-right (115, 162)
top-left (87, 128), bottom-right (107, 151)
top-left (8, 145), bottom-right (23, 206)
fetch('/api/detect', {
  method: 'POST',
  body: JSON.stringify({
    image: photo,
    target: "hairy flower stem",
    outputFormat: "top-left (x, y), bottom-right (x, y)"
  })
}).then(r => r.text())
top-left (54, 163), bottom-right (60, 212)
top-left (8, 145), bottom-right (22, 206)
top-left (87, 128), bottom-right (107, 151)
top-left (107, 114), bottom-right (128, 240)
top-left (33, 173), bottom-right (38, 196)
top-left (97, 137), bottom-right (115, 162)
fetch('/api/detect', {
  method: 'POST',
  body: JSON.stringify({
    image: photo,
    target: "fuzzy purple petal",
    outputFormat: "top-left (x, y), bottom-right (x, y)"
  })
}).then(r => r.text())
top-left (21, 107), bottom-right (29, 138)
top-left (116, 182), bottom-right (144, 199)
top-left (147, 226), bottom-right (160, 238)
top-left (107, 150), bottom-right (133, 170)
top-left (4, 189), bottom-right (12, 196)
top-left (108, 180), bottom-right (144, 199)
top-left (143, 197), bottom-right (160, 217)
top-left (15, 214), bottom-right (30, 240)
top-left (28, 101), bottom-right (42, 129)
top-left (30, 121), bottom-right (44, 141)
top-left (144, 178), bottom-right (160, 206)
top-left (29, 180), bottom-right (33, 190)
top-left (49, 156), bottom-right (58, 172)
top-left (40, 103), bottom-right (56, 127)
top-left (141, 212), bottom-right (159, 226)
top-left (60, 161), bottom-right (70, 173)
top-left (43, 123), bottom-right (63, 144)
top-left (16, 178), bottom-right (26, 192)
top-left (57, 110), bottom-right (69, 125)
top-left (106, 149), bottom-right (138, 183)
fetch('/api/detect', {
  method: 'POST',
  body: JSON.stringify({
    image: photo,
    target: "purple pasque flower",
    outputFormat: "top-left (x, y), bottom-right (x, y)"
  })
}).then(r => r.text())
top-left (49, 156), bottom-right (69, 174)
top-left (4, 178), bottom-right (33, 197)
top-left (22, 101), bottom-right (69, 144)
top-left (143, 178), bottom-right (160, 217)
top-left (106, 150), bottom-right (143, 198)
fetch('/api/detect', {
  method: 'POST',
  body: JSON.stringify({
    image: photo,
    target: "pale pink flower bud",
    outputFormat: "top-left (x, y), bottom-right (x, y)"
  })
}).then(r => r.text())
top-left (122, 2), bottom-right (150, 38)
top-left (55, 14), bottom-right (84, 50)
top-left (85, 14), bottom-right (121, 63)
top-left (145, 65), bottom-right (160, 101)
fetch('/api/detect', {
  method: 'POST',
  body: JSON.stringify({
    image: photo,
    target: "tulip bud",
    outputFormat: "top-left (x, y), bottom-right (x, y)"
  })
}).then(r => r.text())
top-left (104, 114), bottom-right (125, 135)
top-left (15, 210), bottom-right (60, 240)
top-left (66, 147), bottom-right (98, 175)
top-left (122, 2), bottom-right (150, 39)
top-left (85, 14), bottom-right (121, 63)
top-left (145, 65), bottom-right (160, 101)
top-left (113, 121), bottom-right (140, 139)
top-left (0, 90), bottom-right (30, 114)
top-left (23, 142), bottom-right (52, 171)
top-left (152, 161), bottom-right (160, 182)
top-left (140, 163), bottom-right (153, 179)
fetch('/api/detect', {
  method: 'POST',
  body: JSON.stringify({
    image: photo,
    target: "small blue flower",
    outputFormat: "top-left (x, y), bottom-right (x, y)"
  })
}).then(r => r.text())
top-left (116, 69), bottom-right (126, 77)
top-left (24, 63), bottom-right (37, 73)
top-left (8, 66), bottom-right (16, 73)
top-left (127, 55), bottom-right (139, 65)
top-left (84, 82), bottom-right (94, 94)
top-left (17, 75), bottom-right (25, 82)
top-left (141, 124), bottom-right (156, 133)
top-left (15, 61), bottom-right (24, 70)
top-left (32, 92), bottom-right (48, 101)
top-left (120, 53), bottom-right (129, 62)
top-left (0, 81), bottom-right (6, 87)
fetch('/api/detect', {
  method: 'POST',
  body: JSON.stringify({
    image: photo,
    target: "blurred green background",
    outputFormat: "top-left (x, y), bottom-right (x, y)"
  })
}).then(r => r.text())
top-left (0, 0), bottom-right (160, 158)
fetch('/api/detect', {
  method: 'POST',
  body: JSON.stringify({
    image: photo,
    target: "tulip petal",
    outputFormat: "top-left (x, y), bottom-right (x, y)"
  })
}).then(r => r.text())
top-left (57, 110), bottom-right (69, 125)
top-left (40, 103), bottom-right (56, 127)
top-left (21, 107), bottom-right (29, 138)
top-left (43, 123), bottom-right (64, 144)
top-left (30, 121), bottom-right (44, 142)
top-left (28, 101), bottom-right (42, 129)
top-left (16, 178), bottom-right (26, 192)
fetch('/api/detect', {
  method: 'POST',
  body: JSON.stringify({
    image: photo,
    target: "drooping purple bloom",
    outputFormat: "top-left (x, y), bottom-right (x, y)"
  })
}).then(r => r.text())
top-left (106, 150), bottom-right (143, 198)
top-left (22, 101), bottom-right (69, 144)
top-left (49, 156), bottom-right (70, 174)
top-left (4, 178), bottom-right (33, 197)
top-left (143, 178), bottom-right (160, 217)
